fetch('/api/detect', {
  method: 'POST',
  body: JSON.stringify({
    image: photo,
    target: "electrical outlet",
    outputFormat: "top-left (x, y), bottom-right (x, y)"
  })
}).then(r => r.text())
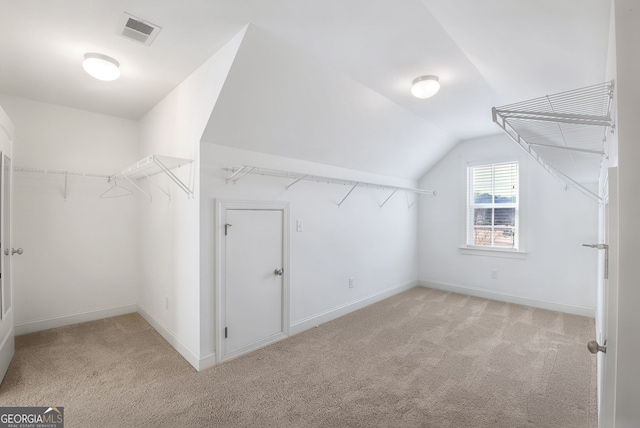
top-left (349, 277), bottom-right (355, 288)
top-left (296, 219), bottom-right (304, 232)
top-left (490, 268), bottom-right (499, 279)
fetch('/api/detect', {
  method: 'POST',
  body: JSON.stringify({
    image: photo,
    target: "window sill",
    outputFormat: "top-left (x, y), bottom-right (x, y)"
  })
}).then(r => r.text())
top-left (459, 247), bottom-right (528, 259)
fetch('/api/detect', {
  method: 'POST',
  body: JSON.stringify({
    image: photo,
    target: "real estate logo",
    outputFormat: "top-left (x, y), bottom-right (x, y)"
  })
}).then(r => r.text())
top-left (0, 407), bottom-right (64, 428)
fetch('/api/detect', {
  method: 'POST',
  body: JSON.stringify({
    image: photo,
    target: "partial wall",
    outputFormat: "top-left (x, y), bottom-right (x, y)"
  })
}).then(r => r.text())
top-left (0, 95), bottom-right (139, 334)
top-left (200, 144), bottom-right (420, 359)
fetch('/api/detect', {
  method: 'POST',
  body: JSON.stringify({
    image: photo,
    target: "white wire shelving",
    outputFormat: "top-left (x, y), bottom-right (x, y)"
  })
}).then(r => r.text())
top-left (492, 81), bottom-right (615, 203)
top-left (120, 154), bottom-right (194, 201)
top-left (223, 165), bottom-right (435, 208)
top-left (14, 154), bottom-right (194, 201)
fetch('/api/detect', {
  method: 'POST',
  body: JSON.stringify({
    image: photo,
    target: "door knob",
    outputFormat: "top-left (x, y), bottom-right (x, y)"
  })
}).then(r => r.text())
top-left (12, 248), bottom-right (23, 256)
top-left (587, 340), bottom-right (606, 354)
top-left (274, 268), bottom-right (284, 276)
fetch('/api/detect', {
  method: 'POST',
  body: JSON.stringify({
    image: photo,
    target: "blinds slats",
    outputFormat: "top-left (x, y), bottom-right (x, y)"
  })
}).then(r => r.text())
top-left (467, 162), bottom-right (519, 249)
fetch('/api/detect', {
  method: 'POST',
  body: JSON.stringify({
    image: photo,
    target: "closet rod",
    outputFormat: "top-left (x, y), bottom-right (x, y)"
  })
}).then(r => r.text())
top-left (14, 166), bottom-right (113, 201)
top-left (223, 165), bottom-right (435, 196)
top-left (223, 165), bottom-right (435, 208)
top-left (14, 166), bottom-right (111, 179)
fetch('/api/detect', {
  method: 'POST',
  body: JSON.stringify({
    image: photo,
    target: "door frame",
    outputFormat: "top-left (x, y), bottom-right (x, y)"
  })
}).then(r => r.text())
top-left (1, 153), bottom-right (12, 320)
top-left (599, 167), bottom-right (618, 428)
top-left (0, 107), bottom-right (14, 385)
top-left (215, 199), bottom-right (290, 363)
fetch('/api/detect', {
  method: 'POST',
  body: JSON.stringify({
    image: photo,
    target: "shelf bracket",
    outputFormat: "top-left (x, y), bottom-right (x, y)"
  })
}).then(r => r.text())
top-left (120, 155), bottom-right (194, 200)
top-left (121, 173), bottom-right (152, 202)
top-left (379, 188), bottom-right (398, 208)
top-left (226, 166), bottom-right (254, 184)
top-left (153, 156), bottom-right (193, 198)
top-left (407, 193), bottom-right (419, 210)
top-left (141, 170), bottom-right (171, 200)
top-left (285, 175), bottom-right (308, 190)
top-left (338, 183), bottom-right (359, 207)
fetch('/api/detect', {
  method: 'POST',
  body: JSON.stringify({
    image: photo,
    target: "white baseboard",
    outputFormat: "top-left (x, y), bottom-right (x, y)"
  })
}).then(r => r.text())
top-left (197, 352), bottom-right (217, 371)
top-left (14, 303), bottom-right (138, 335)
top-left (419, 280), bottom-right (595, 318)
top-left (290, 280), bottom-right (418, 336)
top-left (136, 304), bottom-right (216, 372)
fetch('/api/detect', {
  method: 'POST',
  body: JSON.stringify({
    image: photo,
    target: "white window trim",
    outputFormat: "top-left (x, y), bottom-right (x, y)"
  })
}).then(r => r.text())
top-left (459, 156), bottom-right (527, 259)
top-left (458, 246), bottom-right (528, 259)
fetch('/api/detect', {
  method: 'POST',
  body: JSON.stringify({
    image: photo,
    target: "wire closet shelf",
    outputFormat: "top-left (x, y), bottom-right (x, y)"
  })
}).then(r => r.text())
top-left (120, 154), bottom-right (194, 200)
top-left (14, 154), bottom-right (194, 201)
top-left (223, 165), bottom-right (435, 208)
top-left (492, 81), bottom-right (614, 203)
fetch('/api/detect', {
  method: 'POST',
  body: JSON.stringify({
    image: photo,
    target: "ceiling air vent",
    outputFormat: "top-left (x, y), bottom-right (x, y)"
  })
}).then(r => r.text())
top-left (121, 13), bottom-right (161, 46)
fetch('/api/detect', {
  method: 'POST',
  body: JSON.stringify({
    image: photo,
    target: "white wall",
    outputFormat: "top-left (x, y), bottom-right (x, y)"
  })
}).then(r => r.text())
top-left (136, 28), bottom-right (246, 370)
top-left (0, 94), bottom-right (139, 334)
top-left (200, 143), bottom-right (419, 357)
top-left (418, 134), bottom-right (598, 315)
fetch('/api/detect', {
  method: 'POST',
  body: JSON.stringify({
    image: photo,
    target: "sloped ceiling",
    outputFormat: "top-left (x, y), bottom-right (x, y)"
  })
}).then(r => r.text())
top-left (200, 25), bottom-right (457, 179)
top-left (0, 0), bottom-right (612, 179)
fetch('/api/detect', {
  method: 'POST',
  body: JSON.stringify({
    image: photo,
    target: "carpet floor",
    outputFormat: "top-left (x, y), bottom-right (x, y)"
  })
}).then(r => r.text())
top-left (0, 287), bottom-right (597, 427)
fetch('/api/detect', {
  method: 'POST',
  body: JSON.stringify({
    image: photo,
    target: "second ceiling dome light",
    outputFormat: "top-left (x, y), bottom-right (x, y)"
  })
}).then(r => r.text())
top-left (411, 75), bottom-right (440, 99)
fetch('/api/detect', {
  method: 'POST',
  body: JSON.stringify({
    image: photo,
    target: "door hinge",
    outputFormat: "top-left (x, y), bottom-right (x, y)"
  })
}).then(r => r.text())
top-left (225, 224), bottom-right (232, 236)
top-left (224, 327), bottom-right (228, 338)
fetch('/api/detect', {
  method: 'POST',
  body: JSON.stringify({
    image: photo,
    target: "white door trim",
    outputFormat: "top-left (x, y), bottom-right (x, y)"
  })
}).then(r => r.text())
top-left (215, 199), bottom-right (290, 363)
top-left (600, 167), bottom-right (618, 428)
top-left (0, 106), bottom-right (14, 384)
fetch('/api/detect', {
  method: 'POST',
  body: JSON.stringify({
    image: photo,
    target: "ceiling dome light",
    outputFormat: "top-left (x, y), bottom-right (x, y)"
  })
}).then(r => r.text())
top-left (411, 75), bottom-right (440, 99)
top-left (83, 53), bottom-right (121, 81)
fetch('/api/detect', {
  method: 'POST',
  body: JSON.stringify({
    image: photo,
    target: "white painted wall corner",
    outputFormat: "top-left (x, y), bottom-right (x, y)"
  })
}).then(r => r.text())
top-left (137, 304), bottom-right (216, 372)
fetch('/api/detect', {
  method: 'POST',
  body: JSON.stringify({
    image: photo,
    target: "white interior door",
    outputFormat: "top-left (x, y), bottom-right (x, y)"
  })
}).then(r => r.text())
top-left (220, 204), bottom-right (289, 361)
top-left (0, 108), bottom-right (14, 384)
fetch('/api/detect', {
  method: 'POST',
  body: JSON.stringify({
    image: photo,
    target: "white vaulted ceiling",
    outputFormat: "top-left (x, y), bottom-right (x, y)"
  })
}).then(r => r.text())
top-left (0, 0), bottom-right (612, 179)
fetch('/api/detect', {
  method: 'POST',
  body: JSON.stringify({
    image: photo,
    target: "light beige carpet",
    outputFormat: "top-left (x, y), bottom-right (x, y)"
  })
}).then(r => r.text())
top-left (0, 287), bottom-right (597, 427)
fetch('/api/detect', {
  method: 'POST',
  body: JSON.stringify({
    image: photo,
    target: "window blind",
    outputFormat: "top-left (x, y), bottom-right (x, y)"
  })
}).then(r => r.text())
top-left (467, 162), bottom-right (519, 249)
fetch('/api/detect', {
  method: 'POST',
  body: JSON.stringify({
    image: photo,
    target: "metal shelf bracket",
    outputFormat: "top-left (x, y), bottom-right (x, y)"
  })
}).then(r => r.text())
top-left (338, 182), bottom-right (359, 207)
top-left (120, 154), bottom-right (194, 201)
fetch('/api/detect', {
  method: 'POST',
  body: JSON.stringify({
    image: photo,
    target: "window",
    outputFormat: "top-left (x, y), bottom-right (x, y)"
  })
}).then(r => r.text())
top-left (467, 161), bottom-right (519, 250)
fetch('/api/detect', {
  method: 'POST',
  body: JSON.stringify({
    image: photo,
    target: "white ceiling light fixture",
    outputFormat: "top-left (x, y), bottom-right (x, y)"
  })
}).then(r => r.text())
top-left (411, 75), bottom-right (440, 99)
top-left (83, 53), bottom-right (121, 81)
